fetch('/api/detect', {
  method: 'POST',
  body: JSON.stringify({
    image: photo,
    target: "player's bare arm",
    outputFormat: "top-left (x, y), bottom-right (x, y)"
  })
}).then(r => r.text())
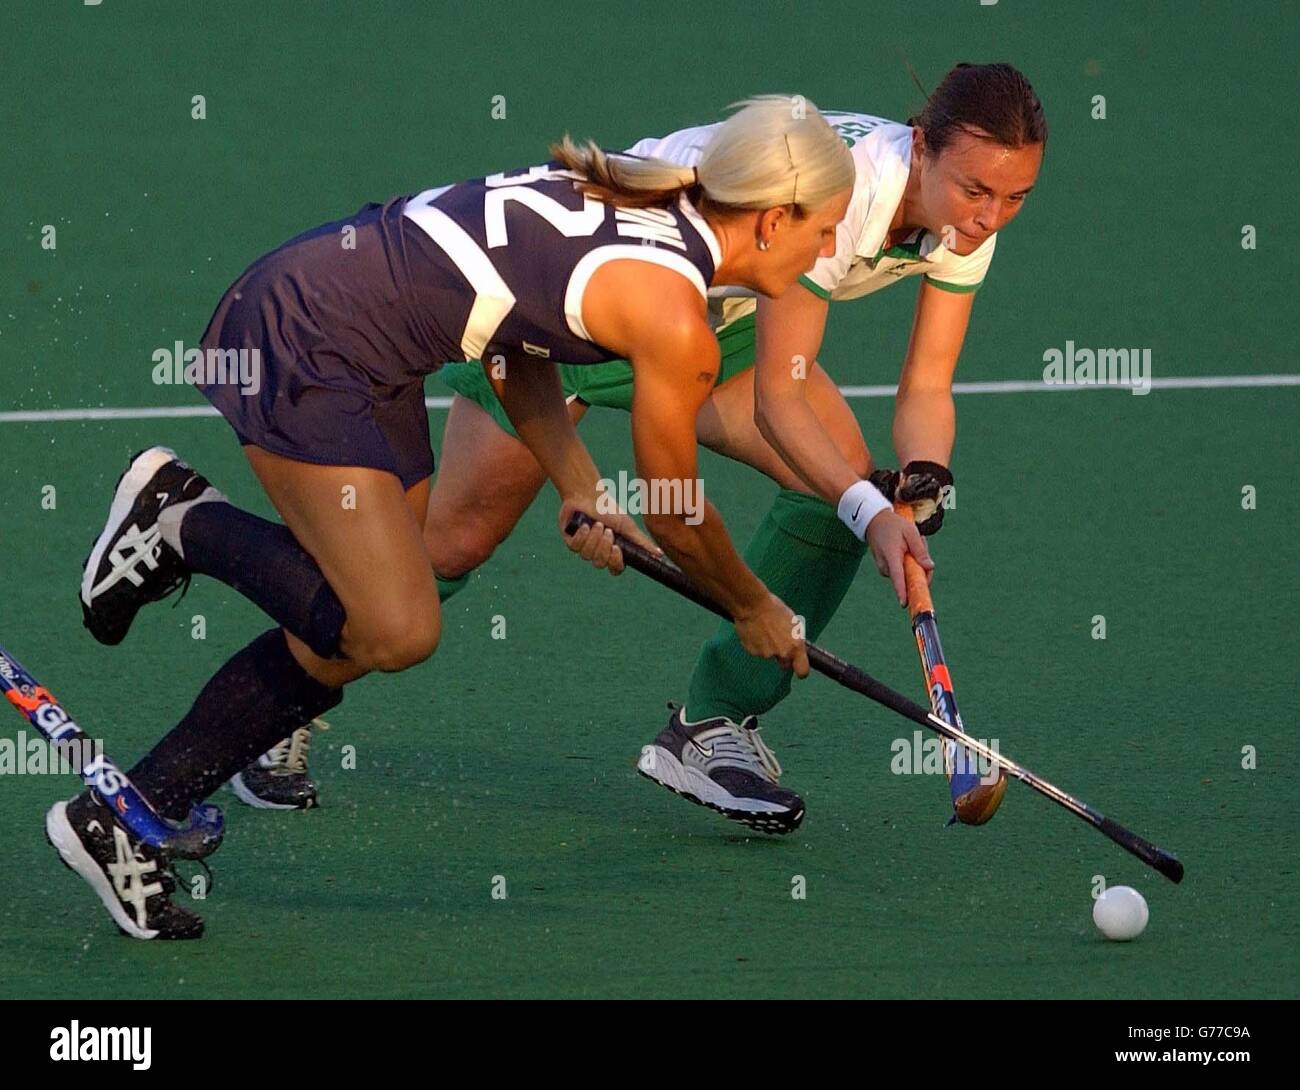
top-left (865, 281), bottom-right (978, 544)
top-left (585, 260), bottom-right (809, 675)
top-left (892, 279), bottom-right (976, 465)
top-left (488, 352), bottom-right (655, 572)
top-left (751, 284), bottom-right (856, 499)
top-left (751, 283), bottom-right (932, 605)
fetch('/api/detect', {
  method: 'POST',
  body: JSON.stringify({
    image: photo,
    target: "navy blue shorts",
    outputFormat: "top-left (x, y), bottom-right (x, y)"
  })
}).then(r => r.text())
top-left (196, 201), bottom-right (441, 492)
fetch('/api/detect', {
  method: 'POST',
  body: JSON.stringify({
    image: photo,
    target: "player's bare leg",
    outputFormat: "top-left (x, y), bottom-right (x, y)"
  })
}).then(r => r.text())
top-left (423, 392), bottom-right (588, 584)
top-left (244, 448), bottom-right (440, 685)
top-left (232, 471), bottom-right (433, 809)
top-left (60, 446), bottom-right (437, 936)
top-left (235, 394), bottom-right (589, 812)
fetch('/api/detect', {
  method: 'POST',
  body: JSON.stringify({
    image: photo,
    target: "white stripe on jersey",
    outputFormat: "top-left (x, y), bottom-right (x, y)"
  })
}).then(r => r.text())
top-left (675, 192), bottom-right (722, 268)
top-left (564, 245), bottom-right (708, 342)
top-left (403, 200), bottom-right (516, 361)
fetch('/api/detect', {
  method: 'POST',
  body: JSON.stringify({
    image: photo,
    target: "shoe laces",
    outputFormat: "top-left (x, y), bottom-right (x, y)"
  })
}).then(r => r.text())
top-left (105, 522), bottom-right (191, 605)
top-left (733, 719), bottom-right (783, 783)
top-left (264, 718), bottom-right (328, 774)
top-left (671, 703), bottom-right (783, 783)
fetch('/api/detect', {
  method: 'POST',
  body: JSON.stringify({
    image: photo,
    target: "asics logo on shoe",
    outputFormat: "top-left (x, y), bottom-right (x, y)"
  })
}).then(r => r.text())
top-left (86, 819), bottom-right (104, 836)
top-left (93, 525), bottom-right (164, 595)
top-left (106, 826), bottom-right (162, 930)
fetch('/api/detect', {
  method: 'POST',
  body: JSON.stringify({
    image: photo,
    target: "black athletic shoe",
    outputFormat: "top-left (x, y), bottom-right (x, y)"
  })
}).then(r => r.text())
top-left (229, 719), bottom-right (327, 810)
top-left (45, 792), bottom-right (206, 940)
top-left (79, 446), bottom-right (222, 646)
top-left (637, 704), bottom-right (805, 834)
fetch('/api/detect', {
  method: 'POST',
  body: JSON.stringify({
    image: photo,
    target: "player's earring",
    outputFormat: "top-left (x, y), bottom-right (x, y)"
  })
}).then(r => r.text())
top-left (757, 239), bottom-right (770, 251)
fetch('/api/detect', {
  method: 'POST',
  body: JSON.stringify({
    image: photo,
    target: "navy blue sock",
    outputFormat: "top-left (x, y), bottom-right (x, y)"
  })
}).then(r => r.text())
top-left (181, 502), bottom-right (346, 658)
top-left (127, 628), bottom-right (342, 821)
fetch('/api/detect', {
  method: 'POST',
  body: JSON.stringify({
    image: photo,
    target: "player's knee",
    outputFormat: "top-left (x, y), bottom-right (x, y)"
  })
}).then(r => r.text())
top-left (426, 522), bottom-right (499, 580)
top-left (348, 606), bottom-right (441, 673)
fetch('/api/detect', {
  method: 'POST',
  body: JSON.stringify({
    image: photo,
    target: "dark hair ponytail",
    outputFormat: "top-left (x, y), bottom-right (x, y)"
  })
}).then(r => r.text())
top-left (906, 62), bottom-right (1047, 155)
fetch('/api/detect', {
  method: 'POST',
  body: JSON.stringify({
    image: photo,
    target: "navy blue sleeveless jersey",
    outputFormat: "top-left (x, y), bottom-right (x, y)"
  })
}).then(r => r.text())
top-left (196, 159), bottom-right (719, 488)
top-left (399, 162), bottom-right (721, 370)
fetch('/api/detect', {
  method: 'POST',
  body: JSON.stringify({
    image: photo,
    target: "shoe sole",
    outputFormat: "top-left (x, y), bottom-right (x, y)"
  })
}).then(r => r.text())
top-left (79, 446), bottom-right (179, 637)
top-left (228, 773), bottom-right (316, 811)
top-left (45, 801), bottom-right (161, 940)
top-left (637, 745), bottom-right (803, 835)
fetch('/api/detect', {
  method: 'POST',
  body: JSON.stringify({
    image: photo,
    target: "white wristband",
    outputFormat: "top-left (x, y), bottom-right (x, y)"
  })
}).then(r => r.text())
top-left (837, 479), bottom-right (891, 541)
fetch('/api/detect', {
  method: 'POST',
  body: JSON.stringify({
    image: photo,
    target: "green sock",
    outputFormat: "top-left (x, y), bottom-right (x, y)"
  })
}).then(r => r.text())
top-left (437, 572), bottom-right (471, 602)
top-left (685, 489), bottom-right (865, 722)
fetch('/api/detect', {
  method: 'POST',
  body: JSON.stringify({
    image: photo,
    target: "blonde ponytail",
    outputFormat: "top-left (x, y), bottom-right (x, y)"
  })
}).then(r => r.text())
top-left (550, 94), bottom-right (853, 214)
top-left (550, 134), bottom-right (697, 209)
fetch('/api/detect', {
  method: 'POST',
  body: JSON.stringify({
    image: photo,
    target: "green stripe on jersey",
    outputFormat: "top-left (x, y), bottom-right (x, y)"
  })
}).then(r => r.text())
top-left (799, 274), bottom-right (832, 300)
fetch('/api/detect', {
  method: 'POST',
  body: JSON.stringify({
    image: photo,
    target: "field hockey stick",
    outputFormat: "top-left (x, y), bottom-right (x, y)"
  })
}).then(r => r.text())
top-left (0, 644), bottom-right (224, 859)
top-left (565, 512), bottom-right (1185, 883)
top-left (892, 498), bottom-right (1007, 826)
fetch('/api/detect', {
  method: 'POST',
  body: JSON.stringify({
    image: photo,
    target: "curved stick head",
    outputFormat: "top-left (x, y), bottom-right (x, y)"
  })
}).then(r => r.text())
top-left (163, 803), bottom-right (225, 859)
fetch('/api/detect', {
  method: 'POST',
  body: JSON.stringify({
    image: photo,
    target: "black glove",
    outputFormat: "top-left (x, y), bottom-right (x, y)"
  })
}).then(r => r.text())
top-left (867, 460), bottom-right (953, 536)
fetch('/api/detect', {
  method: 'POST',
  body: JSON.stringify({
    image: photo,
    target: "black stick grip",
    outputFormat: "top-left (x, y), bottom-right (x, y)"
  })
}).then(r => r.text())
top-left (1098, 816), bottom-right (1186, 884)
top-left (567, 511), bottom-right (730, 622)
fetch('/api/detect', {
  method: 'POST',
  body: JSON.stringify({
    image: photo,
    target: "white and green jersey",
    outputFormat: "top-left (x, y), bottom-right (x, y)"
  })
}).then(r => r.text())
top-left (624, 111), bottom-right (995, 327)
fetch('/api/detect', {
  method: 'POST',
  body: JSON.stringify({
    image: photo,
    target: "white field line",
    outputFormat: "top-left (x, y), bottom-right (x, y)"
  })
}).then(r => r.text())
top-left (2, 374), bottom-right (1298, 424)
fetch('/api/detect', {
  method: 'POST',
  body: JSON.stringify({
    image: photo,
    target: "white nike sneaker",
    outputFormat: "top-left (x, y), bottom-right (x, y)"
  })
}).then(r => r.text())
top-left (637, 704), bottom-right (805, 834)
